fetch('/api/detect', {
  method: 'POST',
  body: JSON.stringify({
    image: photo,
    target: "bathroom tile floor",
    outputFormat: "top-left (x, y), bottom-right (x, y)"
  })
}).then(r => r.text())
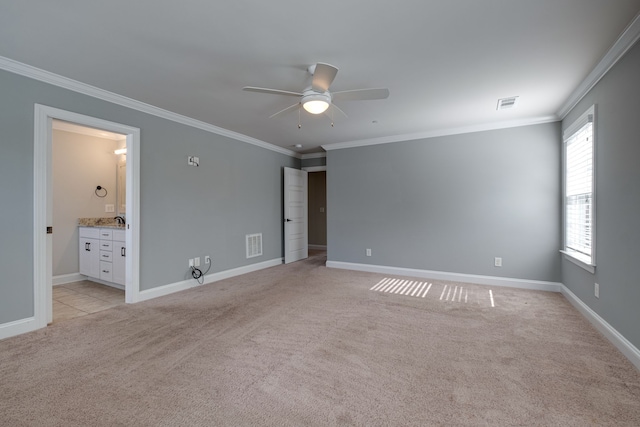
top-left (53, 281), bottom-right (124, 323)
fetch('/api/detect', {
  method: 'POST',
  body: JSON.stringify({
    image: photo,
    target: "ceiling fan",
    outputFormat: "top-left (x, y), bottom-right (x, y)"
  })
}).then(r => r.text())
top-left (242, 63), bottom-right (389, 120)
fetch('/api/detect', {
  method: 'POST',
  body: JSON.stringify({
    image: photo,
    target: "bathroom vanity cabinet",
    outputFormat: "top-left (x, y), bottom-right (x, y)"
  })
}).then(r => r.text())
top-left (79, 227), bottom-right (126, 286)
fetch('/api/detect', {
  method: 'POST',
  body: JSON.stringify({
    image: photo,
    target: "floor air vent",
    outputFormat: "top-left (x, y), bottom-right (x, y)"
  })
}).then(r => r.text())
top-left (246, 233), bottom-right (262, 258)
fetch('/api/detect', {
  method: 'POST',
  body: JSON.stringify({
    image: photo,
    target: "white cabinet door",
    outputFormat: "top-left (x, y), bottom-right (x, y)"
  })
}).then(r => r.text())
top-left (79, 237), bottom-right (100, 278)
top-left (112, 240), bottom-right (126, 285)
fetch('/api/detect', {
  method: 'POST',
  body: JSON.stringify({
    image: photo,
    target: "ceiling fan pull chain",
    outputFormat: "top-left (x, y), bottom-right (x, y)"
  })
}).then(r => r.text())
top-left (331, 105), bottom-right (334, 127)
top-left (298, 107), bottom-right (302, 129)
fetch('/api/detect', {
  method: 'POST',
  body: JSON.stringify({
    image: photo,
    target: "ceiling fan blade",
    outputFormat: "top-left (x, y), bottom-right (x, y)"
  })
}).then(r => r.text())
top-left (311, 63), bottom-right (338, 92)
top-left (331, 88), bottom-right (390, 101)
top-left (269, 102), bottom-right (301, 119)
top-left (242, 86), bottom-right (302, 97)
top-left (326, 103), bottom-right (348, 119)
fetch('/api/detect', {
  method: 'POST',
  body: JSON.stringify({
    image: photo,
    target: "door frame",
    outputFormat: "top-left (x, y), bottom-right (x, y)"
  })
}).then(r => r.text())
top-left (34, 104), bottom-right (141, 328)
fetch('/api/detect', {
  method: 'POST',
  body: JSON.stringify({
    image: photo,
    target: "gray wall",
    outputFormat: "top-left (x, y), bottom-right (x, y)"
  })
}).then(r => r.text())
top-left (561, 40), bottom-right (640, 349)
top-left (52, 130), bottom-right (119, 276)
top-left (301, 156), bottom-right (326, 168)
top-left (0, 69), bottom-right (298, 324)
top-left (327, 122), bottom-right (562, 282)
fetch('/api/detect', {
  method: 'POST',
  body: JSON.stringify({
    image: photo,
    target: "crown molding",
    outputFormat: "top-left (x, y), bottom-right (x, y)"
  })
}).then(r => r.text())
top-left (322, 115), bottom-right (559, 151)
top-left (557, 12), bottom-right (640, 119)
top-left (0, 56), bottom-right (299, 159)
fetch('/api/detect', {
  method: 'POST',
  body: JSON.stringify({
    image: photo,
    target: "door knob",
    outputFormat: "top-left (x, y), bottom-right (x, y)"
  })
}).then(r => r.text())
top-left (285, 218), bottom-right (292, 222)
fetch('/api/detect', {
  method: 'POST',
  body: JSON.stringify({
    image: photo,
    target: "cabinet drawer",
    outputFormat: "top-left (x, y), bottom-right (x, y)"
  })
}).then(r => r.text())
top-left (100, 261), bottom-right (113, 282)
top-left (99, 241), bottom-right (113, 251)
top-left (79, 227), bottom-right (100, 239)
top-left (100, 250), bottom-right (113, 262)
top-left (99, 229), bottom-right (113, 240)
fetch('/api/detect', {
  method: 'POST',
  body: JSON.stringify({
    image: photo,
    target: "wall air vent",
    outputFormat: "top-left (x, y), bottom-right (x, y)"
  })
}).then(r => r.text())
top-left (246, 233), bottom-right (263, 258)
top-left (496, 96), bottom-right (519, 110)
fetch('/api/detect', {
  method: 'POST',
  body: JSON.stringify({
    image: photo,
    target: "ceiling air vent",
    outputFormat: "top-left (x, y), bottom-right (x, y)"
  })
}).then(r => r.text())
top-left (246, 233), bottom-right (263, 259)
top-left (496, 96), bottom-right (519, 110)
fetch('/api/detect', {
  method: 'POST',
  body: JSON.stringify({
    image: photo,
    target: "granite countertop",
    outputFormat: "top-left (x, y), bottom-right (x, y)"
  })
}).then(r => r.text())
top-left (78, 217), bottom-right (125, 228)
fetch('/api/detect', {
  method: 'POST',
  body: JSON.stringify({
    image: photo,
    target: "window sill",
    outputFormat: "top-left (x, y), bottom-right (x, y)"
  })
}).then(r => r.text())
top-left (560, 250), bottom-right (596, 274)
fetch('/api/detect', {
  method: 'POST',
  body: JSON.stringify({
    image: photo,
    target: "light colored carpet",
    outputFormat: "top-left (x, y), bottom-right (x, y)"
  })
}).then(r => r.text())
top-left (1, 251), bottom-right (639, 426)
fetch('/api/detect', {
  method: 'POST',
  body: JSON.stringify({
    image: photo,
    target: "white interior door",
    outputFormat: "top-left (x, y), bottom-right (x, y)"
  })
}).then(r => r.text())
top-left (284, 167), bottom-right (308, 264)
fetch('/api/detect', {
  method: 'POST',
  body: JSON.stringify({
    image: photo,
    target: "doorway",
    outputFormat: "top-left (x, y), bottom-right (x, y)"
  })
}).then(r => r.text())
top-left (307, 170), bottom-right (327, 250)
top-left (33, 105), bottom-right (141, 328)
top-left (302, 165), bottom-right (327, 255)
top-left (51, 121), bottom-right (127, 322)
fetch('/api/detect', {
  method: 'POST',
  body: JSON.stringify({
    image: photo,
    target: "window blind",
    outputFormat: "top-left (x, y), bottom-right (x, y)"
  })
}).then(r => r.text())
top-left (564, 107), bottom-right (594, 264)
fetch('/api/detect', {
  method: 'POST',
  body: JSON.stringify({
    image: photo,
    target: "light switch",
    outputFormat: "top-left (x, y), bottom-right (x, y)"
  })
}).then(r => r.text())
top-left (105, 204), bottom-right (115, 213)
top-left (320, 207), bottom-right (325, 213)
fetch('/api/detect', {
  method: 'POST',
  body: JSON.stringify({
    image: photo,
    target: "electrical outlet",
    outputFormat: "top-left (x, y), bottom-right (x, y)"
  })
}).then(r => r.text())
top-left (595, 283), bottom-right (599, 299)
top-left (366, 248), bottom-right (372, 257)
top-left (188, 258), bottom-right (194, 267)
top-left (494, 257), bottom-right (502, 267)
top-left (205, 256), bottom-right (211, 264)
top-left (194, 257), bottom-right (200, 267)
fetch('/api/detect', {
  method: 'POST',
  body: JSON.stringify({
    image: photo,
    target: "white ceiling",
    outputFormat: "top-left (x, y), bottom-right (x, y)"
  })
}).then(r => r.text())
top-left (2, 1), bottom-right (640, 154)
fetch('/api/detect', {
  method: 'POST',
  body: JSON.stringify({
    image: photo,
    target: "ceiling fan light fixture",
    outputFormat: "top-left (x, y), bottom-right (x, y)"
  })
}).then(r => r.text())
top-left (302, 93), bottom-right (330, 114)
top-left (303, 100), bottom-right (329, 114)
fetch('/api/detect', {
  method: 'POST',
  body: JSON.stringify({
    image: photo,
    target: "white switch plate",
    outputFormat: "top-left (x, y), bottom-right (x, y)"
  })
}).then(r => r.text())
top-left (594, 283), bottom-right (599, 298)
top-left (189, 259), bottom-right (194, 267)
top-left (194, 257), bottom-right (200, 267)
top-left (366, 248), bottom-right (372, 257)
top-left (494, 257), bottom-right (502, 267)
top-left (105, 204), bottom-right (115, 213)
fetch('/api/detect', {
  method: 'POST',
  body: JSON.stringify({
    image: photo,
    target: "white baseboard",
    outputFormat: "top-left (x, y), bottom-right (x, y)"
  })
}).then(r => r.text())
top-left (53, 273), bottom-right (85, 286)
top-left (308, 244), bottom-right (327, 250)
top-left (84, 277), bottom-right (125, 291)
top-left (325, 261), bottom-right (562, 292)
top-left (53, 273), bottom-right (125, 291)
top-left (561, 285), bottom-right (640, 371)
top-left (138, 258), bottom-right (283, 302)
top-left (0, 316), bottom-right (40, 341)
top-left (204, 258), bottom-right (283, 284)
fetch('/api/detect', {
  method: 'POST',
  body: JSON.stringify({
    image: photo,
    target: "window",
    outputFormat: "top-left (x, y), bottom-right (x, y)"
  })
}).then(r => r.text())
top-left (562, 105), bottom-right (595, 272)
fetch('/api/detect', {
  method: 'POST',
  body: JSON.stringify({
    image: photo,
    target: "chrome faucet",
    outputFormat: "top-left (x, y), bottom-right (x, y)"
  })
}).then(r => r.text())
top-left (114, 216), bottom-right (126, 225)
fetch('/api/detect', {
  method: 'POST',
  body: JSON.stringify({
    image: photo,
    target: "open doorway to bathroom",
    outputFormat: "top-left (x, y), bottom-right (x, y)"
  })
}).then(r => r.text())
top-left (51, 121), bottom-right (127, 323)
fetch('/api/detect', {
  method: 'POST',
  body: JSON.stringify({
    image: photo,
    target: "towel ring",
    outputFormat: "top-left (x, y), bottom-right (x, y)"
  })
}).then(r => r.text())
top-left (95, 185), bottom-right (108, 198)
